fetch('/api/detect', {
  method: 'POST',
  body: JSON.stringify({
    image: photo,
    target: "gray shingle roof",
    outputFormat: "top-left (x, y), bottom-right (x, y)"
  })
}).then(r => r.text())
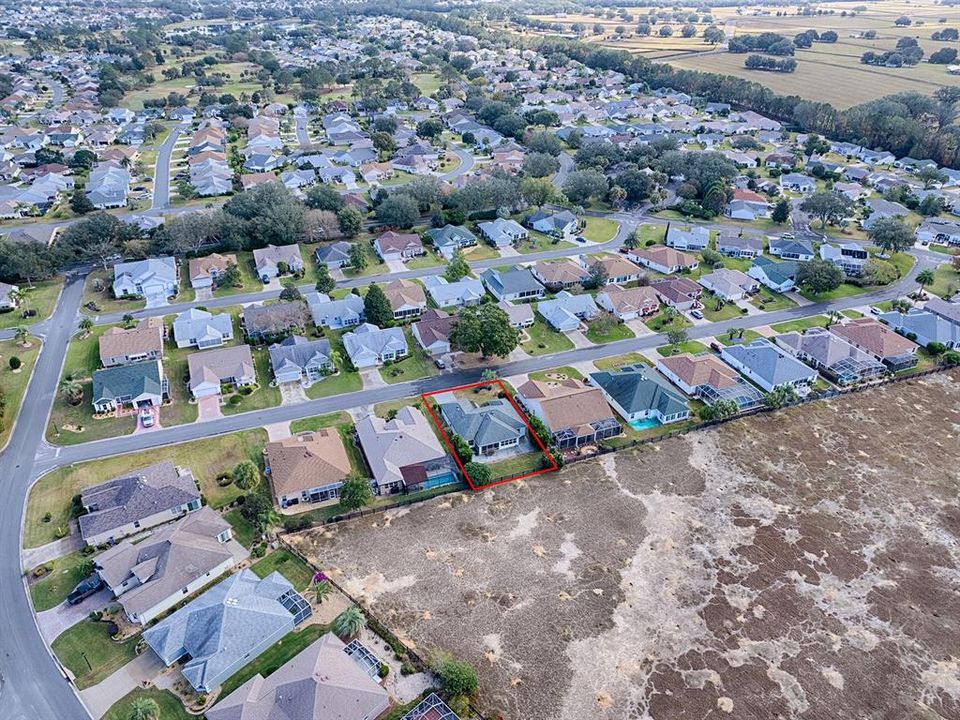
top-left (92, 360), bottom-right (164, 403)
top-left (439, 399), bottom-right (527, 449)
top-left (722, 339), bottom-right (815, 387)
top-left (589, 367), bottom-right (688, 418)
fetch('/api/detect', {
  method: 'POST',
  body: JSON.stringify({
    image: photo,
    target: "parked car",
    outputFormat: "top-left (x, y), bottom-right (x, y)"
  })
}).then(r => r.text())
top-left (870, 306), bottom-right (882, 315)
top-left (434, 357), bottom-right (446, 369)
top-left (140, 410), bottom-right (155, 428)
top-left (690, 309), bottom-right (704, 319)
top-left (67, 574), bottom-right (104, 605)
top-left (574, 236), bottom-right (587, 244)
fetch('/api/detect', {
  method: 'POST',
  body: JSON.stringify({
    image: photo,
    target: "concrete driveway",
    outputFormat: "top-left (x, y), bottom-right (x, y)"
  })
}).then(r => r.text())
top-left (36, 588), bottom-right (111, 643)
top-left (360, 368), bottom-right (387, 389)
top-left (197, 395), bottom-right (222, 421)
top-left (567, 329), bottom-right (594, 349)
top-left (279, 381), bottom-right (307, 405)
top-left (79, 651), bottom-right (165, 719)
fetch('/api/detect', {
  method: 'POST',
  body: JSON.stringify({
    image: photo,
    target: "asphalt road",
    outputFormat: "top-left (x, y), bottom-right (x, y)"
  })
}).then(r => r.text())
top-left (295, 116), bottom-right (313, 148)
top-left (151, 122), bottom-right (189, 212)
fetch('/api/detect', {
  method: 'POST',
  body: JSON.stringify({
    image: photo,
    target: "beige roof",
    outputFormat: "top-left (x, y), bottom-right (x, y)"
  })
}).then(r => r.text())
top-left (830, 317), bottom-right (918, 358)
top-left (98, 317), bottom-right (164, 364)
top-left (658, 353), bottom-right (741, 389)
top-left (187, 345), bottom-right (255, 390)
top-left (600, 284), bottom-right (659, 314)
top-left (590, 254), bottom-right (643, 278)
top-left (516, 378), bottom-right (615, 432)
top-left (631, 245), bottom-right (698, 268)
top-left (383, 279), bottom-right (426, 310)
top-left (189, 253), bottom-right (237, 283)
top-left (534, 260), bottom-right (587, 286)
top-left (266, 430), bottom-right (352, 501)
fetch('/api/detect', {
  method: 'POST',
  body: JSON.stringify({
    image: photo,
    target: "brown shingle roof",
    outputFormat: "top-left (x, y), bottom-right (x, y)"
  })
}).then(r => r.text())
top-left (266, 430), bottom-right (353, 501)
top-left (516, 378), bottom-right (615, 432)
top-left (383, 279), bottom-right (426, 310)
top-left (98, 317), bottom-right (164, 365)
top-left (830, 317), bottom-right (918, 358)
top-left (658, 353), bottom-right (741, 389)
top-left (189, 253), bottom-right (237, 283)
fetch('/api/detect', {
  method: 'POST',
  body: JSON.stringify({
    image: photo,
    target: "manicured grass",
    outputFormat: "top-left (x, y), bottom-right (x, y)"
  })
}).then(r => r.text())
top-left (592, 352), bottom-right (652, 370)
top-left (700, 293), bottom-right (748, 322)
top-left (584, 316), bottom-right (634, 344)
top-left (749, 286), bottom-right (797, 312)
top-left (842, 309), bottom-right (864, 319)
top-left (716, 329), bottom-right (762, 346)
top-left (484, 451), bottom-right (550, 481)
top-left (81, 269), bottom-right (145, 314)
top-left (289, 411), bottom-right (352, 434)
top-left (928, 244), bottom-right (960, 256)
top-left (304, 368), bottom-right (363, 398)
top-left (799, 282), bottom-right (868, 303)
top-left (463, 243), bottom-right (500, 261)
top-left (770, 316), bottom-right (829, 334)
top-left (25, 429), bottom-right (268, 548)
top-left (410, 72), bottom-right (442, 96)
top-left (520, 318), bottom-right (575, 356)
top-left (221, 347), bottom-right (282, 415)
top-left (927, 263), bottom-right (959, 300)
top-left (528, 366), bottom-right (584, 382)
top-left (52, 620), bottom-right (140, 690)
top-left (404, 254), bottom-right (443, 271)
top-left (103, 689), bottom-right (192, 720)
top-left (250, 549), bottom-right (314, 591)
top-left (0, 336), bottom-right (40, 448)
top-left (581, 216), bottom-right (619, 243)
top-left (223, 508), bottom-right (259, 548)
top-left (0, 278), bottom-right (62, 329)
top-left (634, 223), bottom-right (665, 245)
top-left (29, 551), bottom-right (94, 612)
top-left (47, 381), bottom-right (135, 446)
top-left (217, 624), bottom-right (329, 700)
top-left (886, 252), bottom-right (916, 278)
top-left (656, 340), bottom-right (710, 357)
top-left (644, 311), bottom-right (691, 333)
top-left (213, 250), bottom-right (260, 297)
top-left (514, 230), bottom-right (574, 255)
top-left (380, 331), bottom-right (439, 385)
top-left (341, 242), bottom-right (386, 279)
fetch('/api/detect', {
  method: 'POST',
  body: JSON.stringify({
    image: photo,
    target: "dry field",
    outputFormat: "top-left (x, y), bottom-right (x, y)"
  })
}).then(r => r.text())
top-left (290, 369), bottom-right (960, 720)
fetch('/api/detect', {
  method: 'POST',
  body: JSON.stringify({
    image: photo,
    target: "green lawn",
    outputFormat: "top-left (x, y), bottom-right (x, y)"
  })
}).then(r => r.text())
top-left (581, 216), bottom-right (619, 243)
top-left (842, 309), bottom-right (864, 319)
top-left (799, 282), bottom-right (868, 303)
top-left (770, 316), bottom-right (829, 334)
top-left (410, 72), bottom-right (442, 96)
top-left (749, 286), bottom-right (798, 312)
top-left (515, 230), bottom-right (574, 255)
top-left (656, 340), bottom-right (710, 357)
top-left (213, 251), bottom-right (260, 297)
top-left (380, 331), bottom-right (439, 385)
top-left (223, 508), bottom-right (259, 548)
top-left (592, 352), bottom-right (652, 370)
top-left (103, 689), bottom-right (192, 720)
top-left (520, 318), bottom-right (575, 356)
top-left (52, 620), bottom-right (140, 690)
top-left (716, 329), bottom-right (762, 346)
top-left (341, 242), bottom-right (385, 279)
top-left (250, 549), bottom-right (314, 591)
top-left (634, 224), bottom-right (665, 245)
top-left (221, 347), bottom-right (282, 415)
top-left (0, 279), bottom-right (62, 329)
top-left (885, 251), bottom-right (917, 278)
top-left (217, 624), bottom-right (329, 700)
top-left (584, 317), bottom-right (635, 344)
top-left (303, 368), bottom-right (363, 398)
top-left (0, 336), bottom-right (40, 449)
top-left (928, 263), bottom-right (959, 300)
top-left (25, 429), bottom-right (268, 548)
top-left (483, 451), bottom-right (549, 481)
top-left (528, 366), bottom-right (584, 382)
top-left (81, 269), bottom-right (145, 314)
top-left (29, 551), bottom-right (93, 612)
top-left (700, 293), bottom-right (748, 322)
top-left (289, 411), bottom-right (352, 434)
top-left (644, 311), bottom-right (691, 333)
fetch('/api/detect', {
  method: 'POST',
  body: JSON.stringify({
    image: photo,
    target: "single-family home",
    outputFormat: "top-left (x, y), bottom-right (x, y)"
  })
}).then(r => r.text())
top-left (780, 172), bottom-right (815, 194)
top-left (596, 284), bottom-right (659, 320)
top-left (536, 291), bottom-right (600, 332)
top-left (439, 398), bottom-right (528, 457)
top-left (91, 360), bottom-right (167, 414)
top-left (478, 218), bottom-right (527, 248)
top-left (242, 302), bottom-right (310, 341)
top-left (480, 268), bottom-right (545, 302)
top-left (698, 268), bottom-right (759, 302)
top-left (862, 198), bottom-right (909, 230)
top-left (819, 242), bottom-right (869, 277)
top-left (78, 461), bottom-right (201, 546)
top-left (829, 317), bottom-right (919, 370)
top-left (426, 225), bottom-right (478, 259)
top-left (253, 244), bottom-right (304, 283)
top-left (143, 570), bottom-right (312, 693)
top-left (95, 506), bottom-right (242, 625)
top-left (188, 253), bottom-right (237, 289)
top-left (532, 260), bottom-right (588, 290)
top-left (113, 257), bottom-right (178, 305)
top-left (355, 407), bottom-right (455, 495)
top-left (776, 328), bottom-right (886, 385)
top-left (925, 297), bottom-right (960, 325)
top-left (657, 353), bottom-right (764, 410)
top-left (266, 430), bottom-right (353, 508)
top-left (725, 189), bottom-right (770, 220)
top-left (748, 256), bottom-right (799, 292)
top-left (628, 245), bottom-right (699, 274)
top-left (498, 299), bottom-right (535, 329)
top-left (307, 292), bottom-right (365, 330)
top-left (651, 277), bottom-right (703, 310)
top-left (374, 231), bottom-right (425, 262)
top-left (206, 634), bottom-right (390, 720)
top-left (916, 218), bottom-right (960, 246)
top-left (768, 237), bottom-right (814, 261)
top-left (588, 366), bottom-right (690, 425)
top-left (515, 378), bottom-right (621, 449)
top-left (720, 339), bottom-right (818, 393)
top-left (412, 308), bottom-right (455, 356)
top-left (717, 233), bottom-right (764, 258)
top-left (580, 254), bottom-right (645, 286)
top-left (665, 225), bottom-right (710, 251)
top-left (422, 276), bottom-right (485, 308)
top-left (172, 308), bottom-right (234, 349)
top-left (268, 335), bottom-right (333, 385)
top-left (315, 241), bottom-right (353, 269)
top-left (187, 345), bottom-right (256, 398)
top-left (0, 281), bottom-right (19, 310)
top-left (886, 305), bottom-right (960, 350)
top-left (383, 279), bottom-right (427, 320)
top-left (527, 208), bottom-right (579, 238)
top-left (342, 323), bottom-right (408, 368)
top-left (98, 317), bottom-right (164, 367)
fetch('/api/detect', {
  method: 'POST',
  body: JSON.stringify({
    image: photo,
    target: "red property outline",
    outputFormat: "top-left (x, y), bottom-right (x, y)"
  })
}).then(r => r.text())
top-left (422, 379), bottom-right (559, 491)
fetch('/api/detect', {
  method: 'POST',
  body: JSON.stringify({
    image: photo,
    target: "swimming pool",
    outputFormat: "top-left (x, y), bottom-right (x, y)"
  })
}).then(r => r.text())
top-left (628, 418), bottom-right (662, 432)
top-left (421, 472), bottom-right (459, 489)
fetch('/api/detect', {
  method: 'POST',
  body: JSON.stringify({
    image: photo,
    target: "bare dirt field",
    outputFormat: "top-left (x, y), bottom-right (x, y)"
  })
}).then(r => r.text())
top-left (289, 370), bottom-right (960, 720)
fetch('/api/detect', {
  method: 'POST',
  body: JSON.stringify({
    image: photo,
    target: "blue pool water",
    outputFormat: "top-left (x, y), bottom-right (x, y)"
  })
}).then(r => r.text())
top-left (421, 472), bottom-right (459, 490)
top-left (628, 418), bottom-right (662, 432)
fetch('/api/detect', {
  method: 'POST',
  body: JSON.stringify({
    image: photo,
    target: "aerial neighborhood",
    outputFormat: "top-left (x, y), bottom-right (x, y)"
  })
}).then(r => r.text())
top-left (1, 3), bottom-right (959, 720)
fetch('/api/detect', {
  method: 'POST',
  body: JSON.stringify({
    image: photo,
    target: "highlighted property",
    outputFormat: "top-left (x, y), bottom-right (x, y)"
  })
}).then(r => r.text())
top-left (422, 380), bottom-right (558, 491)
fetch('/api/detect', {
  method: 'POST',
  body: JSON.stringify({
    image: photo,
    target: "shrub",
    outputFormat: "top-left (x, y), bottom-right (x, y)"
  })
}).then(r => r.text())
top-left (238, 385), bottom-right (254, 396)
top-left (379, 663), bottom-right (390, 678)
top-left (216, 472), bottom-right (234, 487)
top-left (9, 356), bottom-right (21, 370)
top-left (251, 543), bottom-right (267, 558)
top-left (283, 515), bottom-right (312, 532)
top-left (228, 395), bottom-right (242, 406)
top-left (42, 512), bottom-right (52, 523)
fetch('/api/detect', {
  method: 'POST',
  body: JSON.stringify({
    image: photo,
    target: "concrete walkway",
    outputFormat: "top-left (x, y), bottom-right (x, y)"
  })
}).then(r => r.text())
top-left (22, 534), bottom-right (82, 568)
top-left (79, 650), bottom-right (165, 718)
top-left (36, 588), bottom-right (111, 643)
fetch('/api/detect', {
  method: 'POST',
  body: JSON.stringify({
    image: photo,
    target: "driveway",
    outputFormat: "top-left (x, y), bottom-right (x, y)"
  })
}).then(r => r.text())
top-left (279, 381), bottom-right (308, 405)
top-left (132, 406), bottom-right (161, 434)
top-left (567, 329), bottom-right (594, 349)
top-left (360, 368), bottom-right (387, 389)
top-left (79, 651), bottom-right (165, 719)
top-left (625, 318), bottom-right (654, 337)
top-left (386, 259), bottom-right (406, 273)
top-left (22, 534), bottom-right (83, 568)
top-left (196, 395), bottom-right (222, 421)
top-left (36, 588), bottom-right (111, 643)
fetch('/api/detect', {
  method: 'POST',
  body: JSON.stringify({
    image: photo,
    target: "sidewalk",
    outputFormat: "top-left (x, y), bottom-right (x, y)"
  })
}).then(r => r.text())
top-left (79, 650), bottom-right (165, 719)
top-left (22, 534), bottom-right (82, 568)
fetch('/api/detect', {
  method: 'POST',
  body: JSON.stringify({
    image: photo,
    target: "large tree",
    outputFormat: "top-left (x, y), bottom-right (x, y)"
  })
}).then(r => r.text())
top-left (799, 192), bottom-right (852, 228)
top-left (869, 217), bottom-right (914, 254)
top-left (363, 283), bottom-right (394, 327)
top-left (562, 169), bottom-right (608, 204)
top-left (450, 303), bottom-right (519, 358)
top-left (338, 474), bottom-right (373, 511)
top-left (375, 194), bottom-right (419, 229)
top-left (796, 258), bottom-right (843, 294)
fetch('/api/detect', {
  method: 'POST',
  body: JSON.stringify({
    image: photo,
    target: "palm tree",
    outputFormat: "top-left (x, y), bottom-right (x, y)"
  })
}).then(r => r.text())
top-left (332, 605), bottom-right (366, 639)
top-left (313, 579), bottom-right (333, 604)
top-left (128, 697), bottom-right (160, 720)
top-left (256, 508), bottom-right (281, 536)
top-left (14, 325), bottom-right (28, 346)
top-left (60, 376), bottom-right (84, 406)
top-left (121, 314), bottom-right (135, 328)
top-left (916, 269), bottom-right (935, 296)
top-left (78, 317), bottom-right (94, 335)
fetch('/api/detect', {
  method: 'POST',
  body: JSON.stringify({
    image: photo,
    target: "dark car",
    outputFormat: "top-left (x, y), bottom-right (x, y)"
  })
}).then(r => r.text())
top-left (66, 574), bottom-right (103, 605)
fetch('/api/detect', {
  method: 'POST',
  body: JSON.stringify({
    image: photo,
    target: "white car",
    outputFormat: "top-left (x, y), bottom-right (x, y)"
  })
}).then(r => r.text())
top-left (140, 410), bottom-right (155, 428)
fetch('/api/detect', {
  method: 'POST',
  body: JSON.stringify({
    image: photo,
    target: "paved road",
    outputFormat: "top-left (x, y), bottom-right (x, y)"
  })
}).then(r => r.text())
top-left (295, 116), bottom-right (313, 148)
top-left (152, 123), bottom-right (189, 211)
top-left (0, 274), bottom-right (90, 720)
top-left (443, 145), bottom-right (475, 180)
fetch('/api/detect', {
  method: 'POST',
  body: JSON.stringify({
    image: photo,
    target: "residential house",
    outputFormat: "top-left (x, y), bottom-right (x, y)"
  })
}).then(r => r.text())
top-left (172, 308), bottom-right (234, 349)
top-left (422, 276), bottom-right (485, 308)
top-left (315, 241), bottom-right (353, 269)
top-left (307, 292), bottom-right (365, 330)
top-left (725, 189), bottom-right (770, 221)
top-left (78, 461), bottom-right (201, 546)
top-left (412, 309), bottom-right (455, 356)
top-left (829, 317), bottom-right (918, 370)
top-left (480, 268), bottom-right (545, 302)
top-left (92, 360), bottom-right (167, 414)
top-left (268, 335), bottom-right (333, 385)
top-left (916, 218), bottom-right (960, 246)
top-left (355, 406), bottom-right (454, 495)
top-left (439, 398), bottom-right (527, 456)
top-left (926, 297), bottom-right (960, 325)
top-left (748, 257), bottom-right (799, 292)
top-left (95, 506), bottom-right (243, 625)
top-left (698, 268), bottom-right (759, 302)
top-left (717, 233), bottom-right (764, 258)
top-left (427, 225), bottom-right (479, 260)
top-left (651, 277), bottom-right (703, 310)
top-left (588, 366), bottom-right (690, 425)
top-left (531, 260), bottom-right (587, 291)
top-left (580, 254), bottom-right (644, 286)
top-left (206, 634), bottom-right (390, 720)
top-left (819, 242), bottom-right (869, 276)
top-left (628, 245), bottom-right (699, 274)
top-left (515, 378), bottom-right (621, 449)
top-left (776, 328), bottom-right (886, 385)
top-left (478, 218), bottom-right (527, 248)
top-left (113, 257), bottom-right (178, 305)
top-left (187, 345), bottom-right (256, 398)
top-left (657, 353), bottom-right (763, 410)
top-left (98, 317), bottom-right (164, 367)
top-left (720, 339), bottom-right (818, 393)
top-left (665, 225), bottom-right (710, 251)
top-left (498, 300), bottom-right (535, 329)
top-left (383, 279), bottom-right (427, 320)
top-left (342, 323), bottom-right (408, 368)
top-left (596, 284), bottom-right (659, 320)
top-left (780, 173), bottom-right (815, 193)
top-left (878, 309), bottom-right (960, 350)
top-left (253, 244), bottom-right (304, 282)
top-left (266, 430), bottom-right (353, 508)
top-left (188, 253), bottom-right (237, 289)
top-left (143, 570), bottom-right (312, 693)
top-left (768, 237), bottom-right (814, 261)
top-left (0, 282), bottom-right (19, 310)
top-left (527, 208), bottom-right (578, 238)
top-left (862, 198), bottom-right (909, 230)
top-left (536, 291), bottom-right (600, 332)
top-left (374, 231), bottom-right (425, 262)
top-left (86, 162), bottom-right (131, 209)
top-left (242, 302), bottom-right (310, 342)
